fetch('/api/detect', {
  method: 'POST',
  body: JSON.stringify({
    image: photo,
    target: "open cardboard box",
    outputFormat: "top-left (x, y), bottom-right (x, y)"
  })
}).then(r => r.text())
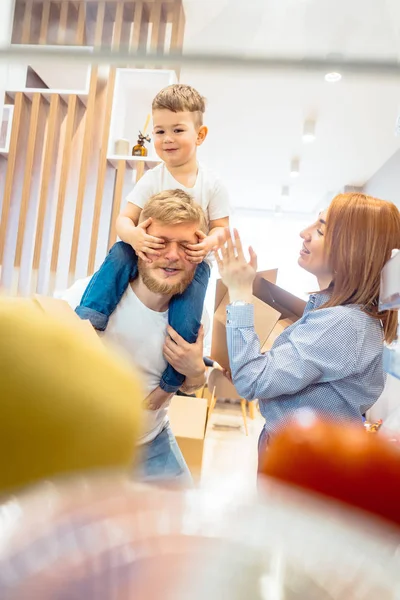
top-left (211, 269), bottom-right (307, 371)
top-left (168, 394), bottom-right (209, 477)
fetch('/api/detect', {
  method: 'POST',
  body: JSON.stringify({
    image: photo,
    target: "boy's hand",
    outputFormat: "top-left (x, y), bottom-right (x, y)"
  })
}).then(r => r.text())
top-left (184, 231), bottom-right (214, 264)
top-left (129, 217), bottom-right (165, 263)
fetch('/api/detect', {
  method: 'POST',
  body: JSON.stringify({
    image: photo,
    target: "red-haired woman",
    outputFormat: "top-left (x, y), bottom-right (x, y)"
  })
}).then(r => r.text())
top-left (214, 193), bottom-right (400, 454)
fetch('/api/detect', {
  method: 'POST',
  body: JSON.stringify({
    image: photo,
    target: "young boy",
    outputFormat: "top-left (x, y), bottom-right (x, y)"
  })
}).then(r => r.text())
top-left (76, 84), bottom-right (230, 406)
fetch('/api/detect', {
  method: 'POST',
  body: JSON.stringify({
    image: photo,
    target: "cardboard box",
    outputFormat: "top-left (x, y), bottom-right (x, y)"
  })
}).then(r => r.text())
top-left (168, 394), bottom-right (209, 477)
top-left (211, 270), bottom-right (306, 371)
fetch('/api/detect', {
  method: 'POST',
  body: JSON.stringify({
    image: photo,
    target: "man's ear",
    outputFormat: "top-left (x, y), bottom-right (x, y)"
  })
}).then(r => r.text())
top-left (196, 125), bottom-right (208, 146)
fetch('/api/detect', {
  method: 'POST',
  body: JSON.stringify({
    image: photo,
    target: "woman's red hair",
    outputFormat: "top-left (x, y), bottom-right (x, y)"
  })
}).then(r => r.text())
top-left (321, 193), bottom-right (400, 343)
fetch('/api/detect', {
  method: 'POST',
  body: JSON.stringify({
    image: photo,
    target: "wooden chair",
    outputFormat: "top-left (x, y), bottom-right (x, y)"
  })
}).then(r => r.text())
top-left (207, 368), bottom-right (250, 435)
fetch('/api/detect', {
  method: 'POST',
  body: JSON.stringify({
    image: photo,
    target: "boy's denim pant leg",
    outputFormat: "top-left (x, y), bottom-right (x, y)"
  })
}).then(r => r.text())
top-left (134, 426), bottom-right (193, 486)
top-left (159, 261), bottom-right (211, 393)
top-left (76, 242), bottom-right (137, 331)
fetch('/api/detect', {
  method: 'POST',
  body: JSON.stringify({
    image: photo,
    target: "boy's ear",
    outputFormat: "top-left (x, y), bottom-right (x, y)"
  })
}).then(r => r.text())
top-left (196, 125), bottom-right (208, 146)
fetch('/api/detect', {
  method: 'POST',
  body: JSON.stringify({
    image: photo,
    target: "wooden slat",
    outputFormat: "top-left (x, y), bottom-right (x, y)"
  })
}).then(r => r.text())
top-left (22, 0), bottom-right (33, 43)
top-left (0, 94), bottom-right (24, 266)
top-left (39, 0), bottom-right (51, 45)
top-left (32, 95), bottom-right (60, 275)
top-left (94, 1), bottom-right (105, 46)
top-left (14, 93), bottom-right (42, 269)
top-left (87, 2), bottom-right (124, 274)
top-left (50, 94), bottom-right (77, 275)
top-left (75, 1), bottom-right (86, 45)
top-left (112, 0), bottom-right (124, 48)
top-left (170, 0), bottom-right (185, 51)
top-left (68, 69), bottom-right (98, 278)
top-left (150, 1), bottom-right (162, 53)
top-left (57, 1), bottom-right (69, 44)
top-left (130, 0), bottom-right (143, 52)
top-left (108, 160), bottom-right (126, 249)
top-left (135, 161), bottom-right (145, 183)
top-left (87, 68), bottom-right (116, 275)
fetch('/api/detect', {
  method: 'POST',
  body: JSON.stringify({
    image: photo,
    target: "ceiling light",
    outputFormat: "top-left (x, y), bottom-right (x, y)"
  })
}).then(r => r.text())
top-left (290, 159), bottom-right (300, 178)
top-left (274, 204), bottom-right (283, 217)
top-left (324, 72), bottom-right (342, 83)
top-left (281, 185), bottom-right (290, 198)
top-left (302, 120), bottom-right (316, 143)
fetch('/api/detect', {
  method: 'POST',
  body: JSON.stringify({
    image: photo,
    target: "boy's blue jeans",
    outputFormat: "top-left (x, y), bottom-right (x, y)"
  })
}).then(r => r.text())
top-left (76, 241), bottom-right (210, 393)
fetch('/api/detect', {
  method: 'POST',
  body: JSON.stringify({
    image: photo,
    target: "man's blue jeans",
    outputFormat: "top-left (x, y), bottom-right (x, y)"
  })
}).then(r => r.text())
top-left (135, 425), bottom-right (193, 486)
top-left (76, 241), bottom-right (210, 393)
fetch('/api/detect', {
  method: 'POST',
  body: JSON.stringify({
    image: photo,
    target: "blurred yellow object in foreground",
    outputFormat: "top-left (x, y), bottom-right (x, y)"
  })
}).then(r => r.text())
top-left (0, 299), bottom-right (143, 494)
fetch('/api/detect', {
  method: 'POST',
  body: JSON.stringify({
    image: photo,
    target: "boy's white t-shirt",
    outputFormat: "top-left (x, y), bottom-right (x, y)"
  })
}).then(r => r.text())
top-left (61, 277), bottom-right (170, 445)
top-left (125, 162), bottom-right (231, 226)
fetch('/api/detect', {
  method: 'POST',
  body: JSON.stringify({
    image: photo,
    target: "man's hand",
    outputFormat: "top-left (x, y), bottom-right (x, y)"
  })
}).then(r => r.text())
top-left (214, 227), bottom-right (257, 303)
top-left (129, 217), bottom-right (165, 263)
top-left (184, 230), bottom-right (214, 264)
top-left (163, 325), bottom-right (206, 379)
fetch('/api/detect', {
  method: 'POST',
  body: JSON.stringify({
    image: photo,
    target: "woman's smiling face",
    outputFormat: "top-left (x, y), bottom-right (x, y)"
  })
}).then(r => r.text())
top-left (298, 209), bottom-right (333, 288)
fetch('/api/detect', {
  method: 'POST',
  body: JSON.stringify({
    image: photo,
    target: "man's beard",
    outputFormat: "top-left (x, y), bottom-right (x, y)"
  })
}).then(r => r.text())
top-left (138, 258), bottom-right (195, 296)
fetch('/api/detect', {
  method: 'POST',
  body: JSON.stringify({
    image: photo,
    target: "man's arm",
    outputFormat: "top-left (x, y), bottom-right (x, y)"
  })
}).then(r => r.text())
top-left (180, 370), bottom-right (206, 394)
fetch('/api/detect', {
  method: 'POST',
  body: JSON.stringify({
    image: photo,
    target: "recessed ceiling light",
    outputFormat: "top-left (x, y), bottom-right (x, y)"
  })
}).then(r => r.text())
top-left (303, 120), bottom-right (316, 143)
top-left (281, 185), bottom-right (290, 198)
top-left (290, 158), bottom-right (300, 178)
top-left (324, 72), bottom-right (342, 83)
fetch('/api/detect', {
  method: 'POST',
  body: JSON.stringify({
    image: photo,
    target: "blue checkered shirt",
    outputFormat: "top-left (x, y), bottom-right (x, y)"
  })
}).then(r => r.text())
top-left (226, 293), bottom-right (385, 436)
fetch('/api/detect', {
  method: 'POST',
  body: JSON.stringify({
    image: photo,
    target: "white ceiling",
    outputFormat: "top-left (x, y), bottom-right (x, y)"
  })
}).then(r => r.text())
top-left (181, 0), bottom-right (400, 213)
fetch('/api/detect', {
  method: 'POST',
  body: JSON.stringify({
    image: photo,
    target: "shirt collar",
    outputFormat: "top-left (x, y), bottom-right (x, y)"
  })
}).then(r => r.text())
top-left (306, 290), bottom-right (331, 311)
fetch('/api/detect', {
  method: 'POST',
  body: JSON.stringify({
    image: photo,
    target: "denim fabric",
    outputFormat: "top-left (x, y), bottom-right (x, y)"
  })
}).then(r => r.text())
top-left (76, 242), bottom-right (137, 331)
top-left (161, 260), bottom-right (210, 393)
top-left (75, 241), bottom-right (210, 392)
top-left (134, 425), bottom-right (193, 486)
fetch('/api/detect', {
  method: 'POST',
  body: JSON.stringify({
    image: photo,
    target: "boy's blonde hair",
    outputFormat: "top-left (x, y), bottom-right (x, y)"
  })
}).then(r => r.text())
top-left (152, 84), bottom-right (206, 126)
top-left (141, 189), bottom-right (207, 233)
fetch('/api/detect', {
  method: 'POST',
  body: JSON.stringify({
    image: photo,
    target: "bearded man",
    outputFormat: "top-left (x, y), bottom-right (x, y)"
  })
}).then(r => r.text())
top-left (62, 190), bottom-right (208, 484)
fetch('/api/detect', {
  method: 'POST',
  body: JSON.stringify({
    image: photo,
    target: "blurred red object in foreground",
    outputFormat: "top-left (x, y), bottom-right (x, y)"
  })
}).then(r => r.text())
top-left (259, 414), bottom-right (400, 527)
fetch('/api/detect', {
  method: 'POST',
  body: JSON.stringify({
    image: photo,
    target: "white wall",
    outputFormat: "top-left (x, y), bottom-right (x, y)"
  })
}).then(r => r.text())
top-left (363, 148), bottom-right (400, 207)
top-left (363, 150), bottom-right (400, 422)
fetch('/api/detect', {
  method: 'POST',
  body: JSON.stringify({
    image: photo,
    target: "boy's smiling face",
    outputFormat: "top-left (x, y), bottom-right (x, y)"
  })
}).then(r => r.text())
top-left (152, 109), bottom-right (207, 168)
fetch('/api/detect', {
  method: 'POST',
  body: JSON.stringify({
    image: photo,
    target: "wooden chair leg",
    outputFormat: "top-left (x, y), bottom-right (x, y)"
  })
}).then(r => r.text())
top-left (248, 401), bottom-right (255, 420)
top-left (240, 399), bottom-right (248, 436)
top-left (208, 386), bottom-right (217, 419)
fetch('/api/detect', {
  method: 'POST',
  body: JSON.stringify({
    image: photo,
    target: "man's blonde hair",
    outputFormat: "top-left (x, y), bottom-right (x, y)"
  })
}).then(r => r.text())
top-left (141, 189), bottom-right (207, 233)
top-left (152, 84), bottom-right (206, 126)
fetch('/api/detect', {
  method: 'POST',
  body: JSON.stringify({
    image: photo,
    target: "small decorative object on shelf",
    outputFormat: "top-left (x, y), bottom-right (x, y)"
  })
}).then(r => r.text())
top-left (132, 113), bottom-right (151, 157)
top-left (114, 139), bottom-right (130, 156)
top-left (132, 131), bottom-right (151, 157)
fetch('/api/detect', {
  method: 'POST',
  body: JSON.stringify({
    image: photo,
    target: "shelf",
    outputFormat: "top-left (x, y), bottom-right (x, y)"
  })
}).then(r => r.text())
top-left (107, 155), bottom-right (161, 169)
top-left (6, 44), bottom-right (92, 106)
top-left (108, 68), bottom-right (177, 158)
top-left (6, 89), bottom-right (89, 106)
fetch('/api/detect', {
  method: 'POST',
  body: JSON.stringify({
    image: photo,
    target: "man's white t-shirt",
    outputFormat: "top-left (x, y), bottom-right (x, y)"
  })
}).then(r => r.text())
top-left (126, 162), bottom-right (231, 226)
top-left (61, 278), bottom-right (171, 445)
